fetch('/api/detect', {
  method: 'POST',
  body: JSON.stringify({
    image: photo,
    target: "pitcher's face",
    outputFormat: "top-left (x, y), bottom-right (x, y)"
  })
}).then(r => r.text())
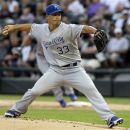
top-left (46, 12), bottom-right (61, 25)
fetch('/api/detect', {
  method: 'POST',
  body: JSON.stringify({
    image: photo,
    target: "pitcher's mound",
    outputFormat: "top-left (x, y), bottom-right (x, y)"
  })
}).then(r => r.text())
top-left (0, 117), bottom-right (125, 130)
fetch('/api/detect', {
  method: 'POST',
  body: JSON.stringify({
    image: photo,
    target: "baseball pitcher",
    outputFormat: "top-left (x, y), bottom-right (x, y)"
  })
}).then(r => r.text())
top-left (2, 4), bottom-right (123, 128)
top-left (18, 35), bottom-right (77, 107)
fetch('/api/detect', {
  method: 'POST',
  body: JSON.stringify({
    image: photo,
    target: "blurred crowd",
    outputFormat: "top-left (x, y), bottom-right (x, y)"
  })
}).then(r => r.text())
top-left (1, 0), bottom-right (130, 78)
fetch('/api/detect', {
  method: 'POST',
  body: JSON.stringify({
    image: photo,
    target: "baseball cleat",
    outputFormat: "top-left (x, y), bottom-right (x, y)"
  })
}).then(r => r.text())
top-left (68, 94), bottom-right (77, 101)
top-left (4, 110), bottom-right (21, 118)
top-left (58, 99), bottom-right (66, 107)
top-left (107, 116), bottom-right (123, 128)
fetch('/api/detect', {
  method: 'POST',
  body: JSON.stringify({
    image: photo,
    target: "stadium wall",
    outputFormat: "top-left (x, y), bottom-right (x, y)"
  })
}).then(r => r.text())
top-left (0, 68), bottom-right (130, 97)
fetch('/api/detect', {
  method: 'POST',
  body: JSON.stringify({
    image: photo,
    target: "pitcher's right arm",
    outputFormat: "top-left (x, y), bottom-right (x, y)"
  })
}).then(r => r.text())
top-left (2, 24), bottom-right (32, 35)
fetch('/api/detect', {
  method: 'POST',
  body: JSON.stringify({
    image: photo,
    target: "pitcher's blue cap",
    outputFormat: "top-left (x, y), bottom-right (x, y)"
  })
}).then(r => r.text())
top-left (45, 4), bottom-right (63, 15)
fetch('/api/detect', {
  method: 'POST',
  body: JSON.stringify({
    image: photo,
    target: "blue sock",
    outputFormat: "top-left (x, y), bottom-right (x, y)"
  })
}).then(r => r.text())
top-left (68, 94), bottom-right (77, 101)
top-left (58, 99), bottom-right (66, 107)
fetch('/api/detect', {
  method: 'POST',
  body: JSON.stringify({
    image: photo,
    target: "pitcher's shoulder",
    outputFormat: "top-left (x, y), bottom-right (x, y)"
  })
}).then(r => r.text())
top-left (61, 22), bottom-right (69, 27)
top-left (32, 23), bottom-right (48, 27)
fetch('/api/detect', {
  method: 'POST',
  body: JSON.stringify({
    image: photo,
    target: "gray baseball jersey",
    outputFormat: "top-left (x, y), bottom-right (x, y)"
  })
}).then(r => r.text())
top-left (30, 22), bottom-right (83, 66)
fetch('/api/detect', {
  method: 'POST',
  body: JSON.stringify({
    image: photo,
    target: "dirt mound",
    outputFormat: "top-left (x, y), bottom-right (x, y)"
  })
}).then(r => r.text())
top-left (0, 117), bottom-right (128, 130)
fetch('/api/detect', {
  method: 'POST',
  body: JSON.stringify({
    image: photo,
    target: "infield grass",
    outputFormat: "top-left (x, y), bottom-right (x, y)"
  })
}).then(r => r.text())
top-left (0, 94), bottom-right (130, 104)
top-left (0, 107), bottom-right (130, 128)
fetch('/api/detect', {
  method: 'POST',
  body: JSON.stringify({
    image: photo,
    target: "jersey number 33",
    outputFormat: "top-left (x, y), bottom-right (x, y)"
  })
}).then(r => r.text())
top-left (57, 45), bottom-right (69, 54)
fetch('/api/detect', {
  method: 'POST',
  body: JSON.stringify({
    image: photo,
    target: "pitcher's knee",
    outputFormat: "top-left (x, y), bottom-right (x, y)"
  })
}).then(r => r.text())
top-left (81, 84), bottom-right (98, 95)
top-left (30, 89), bottom-right (41, 97)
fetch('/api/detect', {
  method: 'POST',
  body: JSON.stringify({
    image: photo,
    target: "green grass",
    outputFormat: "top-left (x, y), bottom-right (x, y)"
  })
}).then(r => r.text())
top-left (0, 94), bottom-right (130, 104)
top-left (0, 107), bottom-right (130, 128)
top-left (104, 97), bottom-right (130, 104)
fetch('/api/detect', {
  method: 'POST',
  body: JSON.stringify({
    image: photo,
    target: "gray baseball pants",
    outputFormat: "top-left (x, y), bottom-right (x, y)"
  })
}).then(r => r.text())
top-left (10, 64), bottom-right (115, 120)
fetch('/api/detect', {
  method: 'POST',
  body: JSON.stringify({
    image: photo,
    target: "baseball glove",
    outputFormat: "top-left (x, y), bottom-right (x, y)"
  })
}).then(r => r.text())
top-left (94, 29), bottom-right (109, 52)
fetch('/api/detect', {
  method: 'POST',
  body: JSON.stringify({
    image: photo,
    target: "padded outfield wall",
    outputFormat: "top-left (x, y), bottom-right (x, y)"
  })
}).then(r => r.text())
top-left (0, 68), bottom-right (130, 97)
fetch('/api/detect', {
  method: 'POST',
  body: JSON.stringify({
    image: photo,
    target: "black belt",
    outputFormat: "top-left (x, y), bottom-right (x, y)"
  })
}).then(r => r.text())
top-left (62, 62), bottom-right (78, 67)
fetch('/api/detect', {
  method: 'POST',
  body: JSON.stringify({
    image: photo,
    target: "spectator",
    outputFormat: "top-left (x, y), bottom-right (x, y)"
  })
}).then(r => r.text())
top-left (0, 2), bottom-right (12, 19)
top-left (1, 34), bottom-right (21, 76)
top-left (11, 4), bottom-right (21, 22)
top-left (89, 15), bottom-right (106, 30)
top-left (35, 2), bottom-right (45, 23)
top-left (68, 0), bottom-right (86, 23)
top-left (115, 10), bottom-right (130, 34)
top-left (87, 0), bottom-right (104, 18)
top-left (124, 19), bottom-right (130, 43)
top-left (100, 0), bottom-right (130, 14)
top-left (68, 0), bottom-right (85, 16)
top-left (7, 0), bottom-right (19, 13)
top-left (18, 7), bottom-right (35, 23)
top-left (108, 22), bottom-right (116, 37)
top-left (0, 37), bottom-right (10, 66)
top-left (19, 0), bottom-right (36, 14)
top-left (124, 19), bottom-right (130, 65)
top-left (106, 27), bottom-right (129, 68)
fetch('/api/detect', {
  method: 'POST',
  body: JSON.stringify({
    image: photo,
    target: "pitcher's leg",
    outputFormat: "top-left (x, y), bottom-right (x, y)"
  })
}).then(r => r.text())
top-left (5, 68), bottom-right (63, 117)
top-left (52, 87), bottom-right (63, 101)
top-left (52, 87), bottom-right (66, 107)
top-left (10, 89), bottom-right (37, 113)
top-left (64, 87), bottom-right (77, 101)
top-left (65, 68), bottom-right (114, 121)
top-left (74, 72), bottom-right (123, 127)
top-left (64, 87), bottom-right (74, 95)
